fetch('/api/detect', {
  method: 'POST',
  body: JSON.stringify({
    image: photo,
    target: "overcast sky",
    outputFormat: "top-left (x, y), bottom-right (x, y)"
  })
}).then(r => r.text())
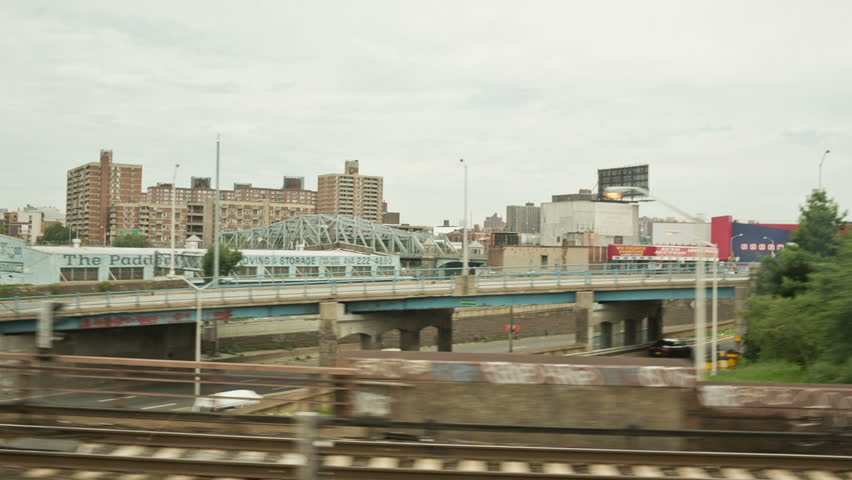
top-left (2, 1), bottom-right (850, 227)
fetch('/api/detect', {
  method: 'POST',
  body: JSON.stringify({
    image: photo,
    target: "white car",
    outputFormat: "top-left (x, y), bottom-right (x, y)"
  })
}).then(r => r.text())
top-left (192, 389), bottom-right (262, 412)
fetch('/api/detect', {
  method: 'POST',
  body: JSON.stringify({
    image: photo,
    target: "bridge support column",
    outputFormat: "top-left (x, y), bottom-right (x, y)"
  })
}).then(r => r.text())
top-left (319, 302), bottom-right (343, 366)
top-left (437, 326), bottom-right (453, 352)
top-left (400, 329), bottom-right (421, 351)
top-left (453, 275), bottom-right (476, 296)
top-left (574, 291), bottom-right (594, 351)
top-left (624, 318), bottom-right (639, 346)
top-left (647, 304), bottom-right (663, 341)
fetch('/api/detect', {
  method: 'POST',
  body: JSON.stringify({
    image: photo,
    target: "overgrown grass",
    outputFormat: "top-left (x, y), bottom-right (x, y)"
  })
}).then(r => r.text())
top-left (712, 360), bottom-right (824, 383)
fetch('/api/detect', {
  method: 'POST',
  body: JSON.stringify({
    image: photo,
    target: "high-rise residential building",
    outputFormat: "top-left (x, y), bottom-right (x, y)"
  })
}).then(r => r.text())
top-left (283, 177), bottom-right (305, 190)
top-left (317, 160), bottom-right (383, 223)
top-left (66, 150), bottom-right (143, 245)
top-left (483, 213), bottom-right (506, 231)
top-left (112, 180), bottom-right (316, 246)
top-left (506, 202), bottom-right (541, 234)
top-left (66, 152), bottom-right (317, 247)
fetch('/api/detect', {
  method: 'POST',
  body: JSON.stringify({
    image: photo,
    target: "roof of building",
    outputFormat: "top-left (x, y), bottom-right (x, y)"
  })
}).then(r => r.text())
top-left (29, 246), bottom-right (376, 257)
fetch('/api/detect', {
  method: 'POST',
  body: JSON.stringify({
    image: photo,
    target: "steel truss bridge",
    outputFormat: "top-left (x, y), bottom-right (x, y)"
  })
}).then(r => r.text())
top-left (218, 214), bottom-right (458, 258)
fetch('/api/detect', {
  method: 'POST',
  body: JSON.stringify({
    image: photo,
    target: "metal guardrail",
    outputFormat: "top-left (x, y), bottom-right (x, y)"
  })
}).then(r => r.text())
top-left (0, 353), bottom-right (355, 416)
top-left (0, 263), bottom-right (751, 316)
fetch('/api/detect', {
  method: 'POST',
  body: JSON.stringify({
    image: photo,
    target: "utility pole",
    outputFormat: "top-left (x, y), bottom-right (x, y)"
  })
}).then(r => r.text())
top-left (213, 135), bottom-right (221, 282)
top-left (169, 164), bottom-right (180, 276)
top-left (212, 135), bottom-right (222, 356)
top-left (460, 158), bottom-right (468, 276)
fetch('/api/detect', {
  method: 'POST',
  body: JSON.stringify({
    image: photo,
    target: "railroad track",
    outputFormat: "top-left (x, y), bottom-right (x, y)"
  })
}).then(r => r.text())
top-left (0, 424), bottom-right (849, 479)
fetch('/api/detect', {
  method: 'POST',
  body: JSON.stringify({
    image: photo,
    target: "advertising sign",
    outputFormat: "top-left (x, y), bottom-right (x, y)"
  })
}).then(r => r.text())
top-left (608, 244), bottom-right (718, 262)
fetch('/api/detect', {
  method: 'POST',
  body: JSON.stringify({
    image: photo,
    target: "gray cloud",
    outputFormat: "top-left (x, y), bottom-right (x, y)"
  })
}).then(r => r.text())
top-left (1, 0), bottom-right (851, 227)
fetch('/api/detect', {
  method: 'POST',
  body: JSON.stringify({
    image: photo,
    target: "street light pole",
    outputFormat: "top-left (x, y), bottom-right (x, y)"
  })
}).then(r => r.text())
top-left (459, 159), bottom-right (469, 276)
top-left (729, 233), bottom-right (743, 262)
top-left (604, 185), bottom-right (707, 380)
top-left (213, 135), bottom-right (221, 283)
top-left (169, 163), bottom-right (180, 276)
top-left (819, 149), bottom-right (830, 190)
top-left (711, 258), bottom-right (719, 375)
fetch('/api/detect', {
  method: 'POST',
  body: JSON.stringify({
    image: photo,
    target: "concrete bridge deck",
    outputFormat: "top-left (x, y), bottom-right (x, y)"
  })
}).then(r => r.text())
top-left (0, 269), bottom-right (748, 335)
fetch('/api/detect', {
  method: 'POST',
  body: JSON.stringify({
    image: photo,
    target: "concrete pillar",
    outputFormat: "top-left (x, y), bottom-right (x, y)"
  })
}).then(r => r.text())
top-left (599, 322), bottom-right (613, 349)
top-left (400, 329), bottom-right (421, 351)
top-left (319, 302), bottom-right (343, 366)
top-left (437, 326), bottom-right (453, 352)
top-left (624, 318), bottom-right (638, 346)
top-left (647, 303), bottom-right (663, 341)
top-left (574, 291), bottom-right (594, 350)
top-left (453, 275), bottom-right (476, 296)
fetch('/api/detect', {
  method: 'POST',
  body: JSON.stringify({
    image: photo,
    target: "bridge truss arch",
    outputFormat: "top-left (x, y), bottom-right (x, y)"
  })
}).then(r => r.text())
top-left (217, 214), bottom-right (459, 258)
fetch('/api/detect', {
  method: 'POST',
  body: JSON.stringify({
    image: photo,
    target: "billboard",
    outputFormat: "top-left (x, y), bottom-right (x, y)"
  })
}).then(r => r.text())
top-left (598, 164), bottom-right (649, 200)
top-left (608, 244), bottom-right (718, 262)
top-left (730, 223), bottom-right (795, 262)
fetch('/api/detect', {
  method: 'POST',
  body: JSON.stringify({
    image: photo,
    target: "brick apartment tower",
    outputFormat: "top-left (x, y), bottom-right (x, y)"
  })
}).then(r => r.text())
top-left (66, 150), bottom-right (142, 245)
top-left (316, 160), bottom-right (383, 223)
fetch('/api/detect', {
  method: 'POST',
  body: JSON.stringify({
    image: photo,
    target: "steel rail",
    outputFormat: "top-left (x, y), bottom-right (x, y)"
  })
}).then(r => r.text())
top-left (0, 423), bottom-right (849, 469)
top-left (1, 406), bottom-right (848, 445)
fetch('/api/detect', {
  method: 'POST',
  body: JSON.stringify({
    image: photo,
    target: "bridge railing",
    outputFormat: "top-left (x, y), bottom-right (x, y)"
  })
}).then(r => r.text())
top-left (0, 353), bottom-right (356, 415)
top-left (0, 263), bottom-right (751, 316)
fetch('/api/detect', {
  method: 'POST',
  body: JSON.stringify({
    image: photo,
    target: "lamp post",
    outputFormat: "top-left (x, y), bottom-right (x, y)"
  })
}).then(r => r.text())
top-left (762, 236), bottom-right (776, 258)
top-left (459, 159), bottom-right (469, 276)
top-left (729, 233), bottom-right (743, 262)
top-left (213, 135), bottom-right (221, 283)
top-left (169, 163), bottom-right (180, 276)
top-left (177, 277), bottom-right (218, 397)
top-left (604, 185), bottom-right (709, 380)
top-left (818, 149), bottom-right (830, 190)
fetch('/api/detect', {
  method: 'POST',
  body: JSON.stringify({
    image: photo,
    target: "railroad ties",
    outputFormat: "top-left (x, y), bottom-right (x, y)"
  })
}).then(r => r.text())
top-left (1, 441), bottom-right (850, 480)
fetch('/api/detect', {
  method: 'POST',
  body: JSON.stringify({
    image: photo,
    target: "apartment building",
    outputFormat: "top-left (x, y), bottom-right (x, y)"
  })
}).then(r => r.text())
top-left (111, 182), bottom-right (316, 247)
top-left (317, 160), bottom-right (383, 223)
top-left (507, 202), bottom-right (541, 234)
top-left (66, 150), bottom-right (143, 245)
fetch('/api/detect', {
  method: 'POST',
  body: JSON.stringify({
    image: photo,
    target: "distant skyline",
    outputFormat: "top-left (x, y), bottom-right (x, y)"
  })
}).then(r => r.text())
top-left (2, 1), bottom-right (850, 227)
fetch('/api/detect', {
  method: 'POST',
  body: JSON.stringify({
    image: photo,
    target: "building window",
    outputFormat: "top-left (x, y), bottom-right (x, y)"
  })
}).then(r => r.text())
top-left (324, 266), bottom-right (346, 277)
top-left (377, 266), bottom-right (395, 276)
top-left (295, 266), bottom-right (319, 278)
top-left (232, 266), bottom-right (256, 277)
top-left (109, 267), bottom-right (144, 280)
top-left (541, 255), bottom-right (548, 265)
top-left (352, 266), bottom-right (372, 277)
top-left (265, 266), bottom-right (290, 276)
top-left (60, 268), bottom-right (99, 282)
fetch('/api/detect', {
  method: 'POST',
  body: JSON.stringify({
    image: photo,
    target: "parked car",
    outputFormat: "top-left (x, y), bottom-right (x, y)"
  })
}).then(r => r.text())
top-left (649, 338), bottom-right (692, 358)
top-left (192, 389), bottom-right (262, 412)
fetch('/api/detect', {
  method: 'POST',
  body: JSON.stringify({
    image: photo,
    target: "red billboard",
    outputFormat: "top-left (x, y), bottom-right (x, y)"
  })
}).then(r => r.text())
top-left (608, 244), bottom-right (718, 262)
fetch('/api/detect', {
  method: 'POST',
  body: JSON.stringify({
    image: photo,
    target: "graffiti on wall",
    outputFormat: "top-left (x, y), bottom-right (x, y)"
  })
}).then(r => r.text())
top-left (700, 385), bottom-right (852, 410)
top-left (349, 358), bottom-right (696, 388)
top-left (72, 309), bottom-right (234, 330)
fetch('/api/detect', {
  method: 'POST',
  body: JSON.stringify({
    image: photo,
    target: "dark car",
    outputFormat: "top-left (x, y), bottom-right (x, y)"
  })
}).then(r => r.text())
top-left (649, 338), bottom-right (692, 358)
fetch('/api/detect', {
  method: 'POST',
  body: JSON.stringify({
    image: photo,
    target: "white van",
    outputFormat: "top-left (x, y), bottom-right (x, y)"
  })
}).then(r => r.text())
top-left (192, 390), bottom-right (263, 412)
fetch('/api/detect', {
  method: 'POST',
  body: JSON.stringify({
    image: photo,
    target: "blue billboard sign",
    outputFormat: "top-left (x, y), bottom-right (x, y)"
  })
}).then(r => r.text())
top-left (731, 223), bottom-right (794, 262)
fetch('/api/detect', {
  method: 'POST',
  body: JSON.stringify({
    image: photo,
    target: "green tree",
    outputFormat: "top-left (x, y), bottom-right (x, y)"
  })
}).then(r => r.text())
top-left (809, 235), bottom-right (852, 369)
top-left (792, 189), bottom-right (846, 258)
top-left (743, 190), bottom-right (850, 378)
top-left (754, 246), bottom-right (814, 298)
top-left (42, 224), bottom-right (77, 244)
top-left (112, 234), bottom-right (152, 248)
top-left (202, 246), bottom-right (244, 277)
